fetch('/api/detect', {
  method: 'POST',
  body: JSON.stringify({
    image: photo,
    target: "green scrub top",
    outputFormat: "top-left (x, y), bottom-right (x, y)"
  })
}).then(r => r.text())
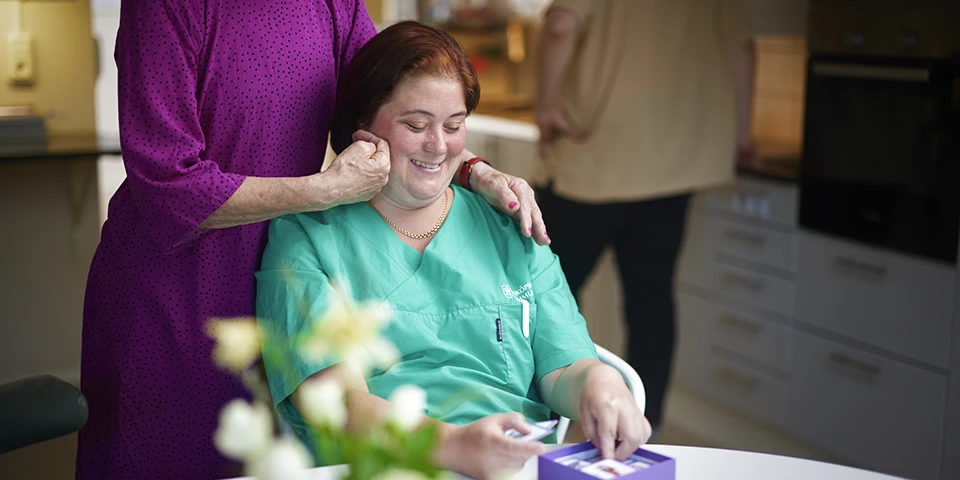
top-left (256, 185), bottom-right (598, 450)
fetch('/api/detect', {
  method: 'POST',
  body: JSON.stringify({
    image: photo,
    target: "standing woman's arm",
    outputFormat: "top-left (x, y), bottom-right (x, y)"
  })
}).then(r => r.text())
top-left (116, 0), bottom-right (389, 245)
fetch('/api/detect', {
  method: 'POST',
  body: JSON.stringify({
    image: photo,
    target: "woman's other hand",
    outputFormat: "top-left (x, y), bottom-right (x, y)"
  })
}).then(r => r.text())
top-left (320, 129), bottom-right (391, 207)
top-left (435, 413), bottom-right (546, 479)
top-left (579, 364), bottom-right (651, 460)
top-left (469, 161), bottom-right (550, 246)
top-left (535, 105), bottom-right (587, 159)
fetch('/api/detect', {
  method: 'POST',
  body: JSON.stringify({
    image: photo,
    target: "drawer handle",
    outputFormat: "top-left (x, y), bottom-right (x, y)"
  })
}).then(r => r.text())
top-left (724, 229), bottom-right (767, 247)
top-left (828, 352), bottom-right (881, 377)
top-left (834, 256), bottom-right (888, 277)
top-left (720, 273), bottom-right (765, 291)
top-left (716, 367), bottom-right (759, 390)
top-left (718, 314), bottom-right (761, 335)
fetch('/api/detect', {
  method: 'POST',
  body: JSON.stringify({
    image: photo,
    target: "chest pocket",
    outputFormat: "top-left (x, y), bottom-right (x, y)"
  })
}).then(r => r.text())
top-left (496, 301), bottom-right (536, 388)
top-left (380, 303), bottom-right (535, 393)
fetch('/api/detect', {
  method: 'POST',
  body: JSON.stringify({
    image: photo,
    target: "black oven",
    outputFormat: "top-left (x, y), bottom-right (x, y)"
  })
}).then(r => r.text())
top-left (799, 4), bottom-right (960, 264)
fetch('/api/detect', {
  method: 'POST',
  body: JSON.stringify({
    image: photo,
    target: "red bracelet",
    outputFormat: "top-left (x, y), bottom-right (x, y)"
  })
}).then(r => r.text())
top-left (459, 157), bottom-right (490, 192)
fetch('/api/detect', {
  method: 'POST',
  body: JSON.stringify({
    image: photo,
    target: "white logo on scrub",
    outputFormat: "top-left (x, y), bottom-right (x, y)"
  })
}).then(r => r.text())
top-left (501, 283), bottom-right (533, 300)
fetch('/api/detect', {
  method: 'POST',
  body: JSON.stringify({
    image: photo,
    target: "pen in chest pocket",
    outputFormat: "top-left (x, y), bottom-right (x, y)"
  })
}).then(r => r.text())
top-left (517, 297), bottom-right (530, 339)
top-left (495, 299), bottom-right (530, 342)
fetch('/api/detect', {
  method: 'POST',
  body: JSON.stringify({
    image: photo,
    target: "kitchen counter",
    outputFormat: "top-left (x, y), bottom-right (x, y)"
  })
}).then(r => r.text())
top-left (467, 113), bottom-right (538, 143)
top-left (739, 142), bottom-right (801, 183)
top-left (0, 135), bottom-right (121, 162)
top-left (468, 112), bottom-right (801, 182)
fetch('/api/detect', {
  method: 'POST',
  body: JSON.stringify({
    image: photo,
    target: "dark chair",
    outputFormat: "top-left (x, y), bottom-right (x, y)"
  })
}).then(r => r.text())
top-left (0, 375), bottom-right (88, 455)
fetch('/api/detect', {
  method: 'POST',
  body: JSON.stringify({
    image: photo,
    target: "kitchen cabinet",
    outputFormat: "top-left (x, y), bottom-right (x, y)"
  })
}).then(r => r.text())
top-left (701, 353), bottom-right (789, 428)
top-left (676, 174), bottom-right (957, 480)
top-left (712, 262), bottom-right (796, 317)
top-left (710, 302), bottom-right (793, 374)
top-left (787, 330), bottom-right (947, 480)
top-left (796, 231), bottom-right (955, 369)
top-left (465, 115), bottom-right (539, 180)
top-left (711, 217), bottom-right (797, 272)
top-left (745, 0), bottom-right (809, 36)
top-left (675, 176), bottom-right (799, 428)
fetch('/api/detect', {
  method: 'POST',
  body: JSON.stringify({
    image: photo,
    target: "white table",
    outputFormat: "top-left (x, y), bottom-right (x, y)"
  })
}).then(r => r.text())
top-left (227, 444), bottom-right (905, 480)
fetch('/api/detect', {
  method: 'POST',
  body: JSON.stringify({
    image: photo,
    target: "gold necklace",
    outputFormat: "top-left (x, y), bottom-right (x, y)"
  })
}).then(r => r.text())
top-left (367, 189), bottom-right (450, 240)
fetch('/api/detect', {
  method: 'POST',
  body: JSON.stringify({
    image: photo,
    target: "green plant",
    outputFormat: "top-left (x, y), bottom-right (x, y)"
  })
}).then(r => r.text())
top-left (206, 282), bottom-right (445, 480)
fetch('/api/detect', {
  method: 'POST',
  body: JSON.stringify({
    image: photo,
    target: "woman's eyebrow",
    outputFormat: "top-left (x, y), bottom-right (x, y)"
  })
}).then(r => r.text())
top-left (400, 109), bottom-right (435, 117)
top-left (400, 109), bottom-right (468, 118)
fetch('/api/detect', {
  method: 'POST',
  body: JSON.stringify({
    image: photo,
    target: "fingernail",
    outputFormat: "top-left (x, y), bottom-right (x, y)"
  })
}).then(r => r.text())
top-left (508, 201), bottom-right (518, 209)
top-left (526, 227), bottom-right (532, 236)
top-left (544, 231), bottom-right (550, 240)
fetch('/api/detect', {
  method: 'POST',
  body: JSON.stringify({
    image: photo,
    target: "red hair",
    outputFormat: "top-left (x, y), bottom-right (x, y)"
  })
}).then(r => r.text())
top-left (329, 21), bottom-right (480, 154)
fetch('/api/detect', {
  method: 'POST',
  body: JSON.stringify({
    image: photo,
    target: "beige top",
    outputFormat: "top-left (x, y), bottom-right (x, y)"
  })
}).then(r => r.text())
top-left (533, 0), bottom-right (752, 203)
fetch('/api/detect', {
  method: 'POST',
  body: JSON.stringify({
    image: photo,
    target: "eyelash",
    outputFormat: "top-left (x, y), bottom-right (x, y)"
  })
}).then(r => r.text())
top-left (405, 123), bottom-right (462, 133)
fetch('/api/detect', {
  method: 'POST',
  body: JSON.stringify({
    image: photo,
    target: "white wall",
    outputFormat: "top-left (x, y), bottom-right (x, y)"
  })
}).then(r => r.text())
top-left (91, 1), bottom-right (125, 225)
top-left (0, 1), bottom-right (97, 135)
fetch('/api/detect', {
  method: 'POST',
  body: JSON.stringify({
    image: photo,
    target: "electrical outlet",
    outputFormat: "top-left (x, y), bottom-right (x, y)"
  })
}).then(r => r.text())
top-left (7, 32), bottom-right (35, 86)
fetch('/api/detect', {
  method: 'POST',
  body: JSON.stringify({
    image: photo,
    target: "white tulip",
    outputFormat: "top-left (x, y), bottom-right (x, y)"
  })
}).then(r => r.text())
top-left (207, 317), bottom-right (262, 373)
top-left (298, 378), bottom-right (348, 430)
top-left (246, 438), bottom-right (312, 480)
top-left (388, 385), bottom-right (426, 431)
top-left (213, 400), bottom-right (274, 461)
top-left (371, 468), bottom-right (431, 480)
top-left (370, 337), bottom-right (400, 370)
top-left (359, 299), bottom-right (393, 327)
top-left (301, 283), bottom-right (396, 378)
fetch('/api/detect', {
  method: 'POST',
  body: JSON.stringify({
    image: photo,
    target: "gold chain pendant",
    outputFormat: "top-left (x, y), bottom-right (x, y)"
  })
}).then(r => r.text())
top-left (367, 189), bottom-right (450, 239)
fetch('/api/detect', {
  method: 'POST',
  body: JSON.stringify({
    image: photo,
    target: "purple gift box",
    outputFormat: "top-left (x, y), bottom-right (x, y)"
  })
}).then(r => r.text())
top-left (539, 442), bottom-right (676, 480)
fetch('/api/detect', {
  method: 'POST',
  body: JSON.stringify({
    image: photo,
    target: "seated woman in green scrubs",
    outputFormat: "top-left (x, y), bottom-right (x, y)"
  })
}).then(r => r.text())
top-left (255, 21), bottom-right (650, 479)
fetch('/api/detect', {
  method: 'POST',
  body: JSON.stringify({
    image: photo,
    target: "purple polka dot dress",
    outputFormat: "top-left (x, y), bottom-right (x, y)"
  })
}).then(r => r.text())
top-left (77, 1), bottom-right (375, 478)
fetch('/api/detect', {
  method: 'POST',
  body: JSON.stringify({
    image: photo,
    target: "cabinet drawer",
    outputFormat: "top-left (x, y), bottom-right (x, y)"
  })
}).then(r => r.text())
top-left (796, 231), bottom-right (956, 369)
top-left (702, 355), bottom-right (787, 427)
top-left (711, 217), bottom-right (797, 272)
top-left (710, 305), bottom-right (792, 373)
top-left (677, 212), bottom-right (711, 290)
top-left (674, 293), bottom-right (710, 391)
top-left (712, 264), bottom-right (796, 316)
top-left (707, 178), bottom-right (798, 227)
top-left (786, 331), bottom-right (947, 480)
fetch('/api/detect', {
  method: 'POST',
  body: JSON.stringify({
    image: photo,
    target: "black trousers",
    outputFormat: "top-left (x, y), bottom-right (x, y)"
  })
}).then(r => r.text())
top-left (538, 187), bottom-right (690, 428)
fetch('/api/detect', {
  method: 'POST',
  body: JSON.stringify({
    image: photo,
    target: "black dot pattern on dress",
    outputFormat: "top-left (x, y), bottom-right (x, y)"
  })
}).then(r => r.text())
top-left (76, 1), bottom-right (376, 478)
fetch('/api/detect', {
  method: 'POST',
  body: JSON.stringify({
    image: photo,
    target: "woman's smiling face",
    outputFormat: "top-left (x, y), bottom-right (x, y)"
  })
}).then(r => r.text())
top-left (367, 75), bottom-right (467, 208)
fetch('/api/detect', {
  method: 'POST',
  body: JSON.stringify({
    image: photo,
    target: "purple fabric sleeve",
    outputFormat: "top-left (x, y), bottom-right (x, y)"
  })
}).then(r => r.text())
top-left (116, 0), bottom-right (247, 252)
top-left (333, 0), bottom-right (377, 76)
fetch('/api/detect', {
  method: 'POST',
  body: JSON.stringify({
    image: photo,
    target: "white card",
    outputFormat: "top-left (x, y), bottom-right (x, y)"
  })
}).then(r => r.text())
top-left (504, 419), bottom-right (557, 442)
top-left (554, 447), bottom-right (603, 469)
top-left (581, 458), bottom-right (637, 479)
